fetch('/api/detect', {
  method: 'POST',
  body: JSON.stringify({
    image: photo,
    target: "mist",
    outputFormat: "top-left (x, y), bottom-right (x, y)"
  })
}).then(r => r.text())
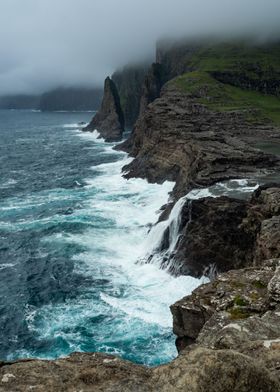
top-left (0, 0), bottom-right (280, 95)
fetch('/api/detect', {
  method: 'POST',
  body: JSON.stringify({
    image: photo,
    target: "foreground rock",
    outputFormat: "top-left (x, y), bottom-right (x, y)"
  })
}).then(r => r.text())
top-left (85, 77), bottom-right (124, 142)
top-left (171, 259), bottom-right (280, 377)
top-left (1, 346), bottom-right (279, 391)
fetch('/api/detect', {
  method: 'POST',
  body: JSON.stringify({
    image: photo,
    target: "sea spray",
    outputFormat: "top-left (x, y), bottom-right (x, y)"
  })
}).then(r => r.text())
top-left (145, 179), bottom-right (259, 273)
top-left (0, 111), bottom-right (259, 366)
top-left (0, 114), bottom-right (207, 366)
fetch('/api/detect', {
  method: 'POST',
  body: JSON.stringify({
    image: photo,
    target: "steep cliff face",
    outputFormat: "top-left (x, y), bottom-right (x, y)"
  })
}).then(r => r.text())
top-left (112, 63), bottom-right (149, 127)
top-left (138, 63), bottom-right (165, 116)
top-left (118, 78), bottom-right (280, 199)
top-left (85, 77), bottom-right (124, 142)
top-left (158, 185), bottom-right (280, 278)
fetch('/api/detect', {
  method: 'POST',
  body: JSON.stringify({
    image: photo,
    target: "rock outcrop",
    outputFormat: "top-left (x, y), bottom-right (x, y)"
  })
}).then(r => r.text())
top-left (138, 63), bottom-right (165, 116)
top-left (112, 63), bottom-right (149, 128)
top-left (2, 258), bottom-right (279, 392)
top-left (118, 81), bottom-right (280, 199)
top-left (85, 77), bottom-right (124, 142)
top-left (1, 322), bottom-right (279, 391)
top-left (171, 260), bottom-right (280, 375)
top-left (156, 184), bottom-right (280, 278)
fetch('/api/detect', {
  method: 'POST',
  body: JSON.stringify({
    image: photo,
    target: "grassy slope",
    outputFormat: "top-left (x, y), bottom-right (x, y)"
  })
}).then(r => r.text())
top-left (189, 42), bottom-right (280, 77)
top-left (172, 42), bottom-right (280, 125)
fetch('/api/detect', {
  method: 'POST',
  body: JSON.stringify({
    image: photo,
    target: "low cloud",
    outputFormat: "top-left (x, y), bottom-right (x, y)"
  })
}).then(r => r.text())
top-left (0, 0), bottom-right (279, 95)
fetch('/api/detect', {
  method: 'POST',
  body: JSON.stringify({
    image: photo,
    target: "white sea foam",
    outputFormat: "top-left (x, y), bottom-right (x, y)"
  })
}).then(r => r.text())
top-left (26, 131), bottom-right (206, 364)
top-left (63, 122), bottom-right (89, 129)
top-left (144, 178), bottom-right (260, 272)
top-left (0, 179), bottom-right (18, 189)
top-left (21, 125), bottom-right (260, 365)
top-left (0, 263), bottom-right (16, 270)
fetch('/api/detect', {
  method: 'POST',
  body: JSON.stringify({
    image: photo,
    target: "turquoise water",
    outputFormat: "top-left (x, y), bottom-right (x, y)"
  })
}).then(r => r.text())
top-left (0, 110), bottom-right (204, 365)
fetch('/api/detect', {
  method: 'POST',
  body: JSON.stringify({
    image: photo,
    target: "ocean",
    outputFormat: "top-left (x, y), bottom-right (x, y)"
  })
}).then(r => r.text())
top-left (0, 110), bottom-right (206, 366)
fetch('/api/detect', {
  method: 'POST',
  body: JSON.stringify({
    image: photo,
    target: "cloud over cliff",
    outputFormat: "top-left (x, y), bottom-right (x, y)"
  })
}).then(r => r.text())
top-left (0, 0), bottom-right (279, 95)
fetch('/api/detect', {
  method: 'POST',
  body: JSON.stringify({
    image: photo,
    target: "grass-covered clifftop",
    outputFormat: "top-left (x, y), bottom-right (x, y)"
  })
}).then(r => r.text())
top-left (174, 71), bottom-right (280, 124)
top-left (156, 40), bottom-right (278, 125)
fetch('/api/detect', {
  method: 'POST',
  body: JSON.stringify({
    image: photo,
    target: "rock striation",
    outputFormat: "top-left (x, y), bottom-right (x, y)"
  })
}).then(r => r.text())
top-left (85, 77), bottom-right (124, 142)
top-left (118, 82), bottom-right (280, 199)
top-left (112, 63), bottom-right (149, 127)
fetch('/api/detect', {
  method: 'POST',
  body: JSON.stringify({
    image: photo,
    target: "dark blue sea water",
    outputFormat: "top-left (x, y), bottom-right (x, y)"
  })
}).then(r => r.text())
top-left (0, 110), bottom-right (204, 366)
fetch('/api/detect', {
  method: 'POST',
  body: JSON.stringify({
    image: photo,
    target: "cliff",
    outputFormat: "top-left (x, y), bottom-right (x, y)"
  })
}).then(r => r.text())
top-left (157, 184), bottom-right (280, 278)
top-left (118, 76), bottom-right (280, 198)
top-left (85, 77), bottom-right (124, 142)
top-left (3, 40), bottom-right (280, 391)
top-left (112, 63), bottom-right (149, 127)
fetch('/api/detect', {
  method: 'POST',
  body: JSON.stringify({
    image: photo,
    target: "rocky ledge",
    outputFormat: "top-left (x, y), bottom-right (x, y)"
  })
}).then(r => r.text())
top-left (1, 260), bottom-right (279, 391)
top-left (171, 259), bottom-right (280, 384)
top-left (84, 77), bottom-right (124, 142)
top-left (117, 78), bottom-right (280, 199)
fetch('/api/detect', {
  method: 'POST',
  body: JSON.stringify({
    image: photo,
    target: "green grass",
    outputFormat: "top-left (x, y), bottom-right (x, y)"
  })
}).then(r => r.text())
top-left (234, 295), bottom-right (249, 307)
top-left (174, 71), bottom-right (280, 125)
top-left (188, 42), bottom-right (280, 79)
top-left (228, 307), bottom-right (252, 320)
top-left (252, 280), bottom-right (267, 289)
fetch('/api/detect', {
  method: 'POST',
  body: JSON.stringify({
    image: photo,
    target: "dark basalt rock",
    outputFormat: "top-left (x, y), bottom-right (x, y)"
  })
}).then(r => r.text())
top-left (112, 63), bottom-right (149, 127)
top-left (211, 71), bottom-right (280, 96)
top-left (158, 185), bottom-right (280, 278)
top-left (174, 196), bottom-right (254, 277)
top-left (138, 63), bottom-right (165, 116)
top-left (118, 83), bottom-right (280, 199)
top-left (85, 77), bottom-right (124, 142)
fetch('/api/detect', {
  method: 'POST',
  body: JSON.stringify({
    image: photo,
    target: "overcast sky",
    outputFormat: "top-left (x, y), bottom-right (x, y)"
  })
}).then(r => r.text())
top-left (0, 0), bottom-right (279, 95)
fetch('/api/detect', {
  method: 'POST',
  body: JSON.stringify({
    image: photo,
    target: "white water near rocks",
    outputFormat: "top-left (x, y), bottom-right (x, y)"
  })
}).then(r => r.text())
top-left (145, 178), bottom-right (259, 272)
top-left (10, 125), bottom-right (207, 365)
top-left (1, 113), bottom-right (260, 366)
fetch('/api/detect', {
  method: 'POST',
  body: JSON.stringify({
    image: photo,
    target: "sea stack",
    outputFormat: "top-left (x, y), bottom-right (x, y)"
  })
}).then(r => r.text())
top-left (85, 77), bottom-right (125, 142)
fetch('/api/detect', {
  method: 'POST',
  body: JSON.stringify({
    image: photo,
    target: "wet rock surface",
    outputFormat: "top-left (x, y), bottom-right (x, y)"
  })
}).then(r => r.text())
top-left (85, 77), bottom-right (124, 142)
top-left (163, 184), bottom-right (280, 277)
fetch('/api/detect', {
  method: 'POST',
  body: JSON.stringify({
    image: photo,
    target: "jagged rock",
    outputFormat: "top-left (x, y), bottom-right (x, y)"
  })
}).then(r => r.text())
top-left (153, 347), bottom-right (280, 392)
top-left (85, 77), bottom-right (124, 142)
top-left (1, 261), bottom-right (279, 391)
top-left (118, 82), bottom-right (279, 198)
top-left (255, 217), bottom-right (280, 262)
top-left (1, 347), bottom-right (279, 391)
top-left (156, 185), bottom-right (280, 278)
top-left (0, 353), bottom-right (151, 392)
top-left (171, 260), bottom-right (280, 368)
top-left (173, 196), bottom-right (254, 277)
top-left (268, 266), bottom-right (280, 302)
top-left (138, 63), bottom-right (165, 116)
top-left (112, 63), bottom-right (149, 127)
